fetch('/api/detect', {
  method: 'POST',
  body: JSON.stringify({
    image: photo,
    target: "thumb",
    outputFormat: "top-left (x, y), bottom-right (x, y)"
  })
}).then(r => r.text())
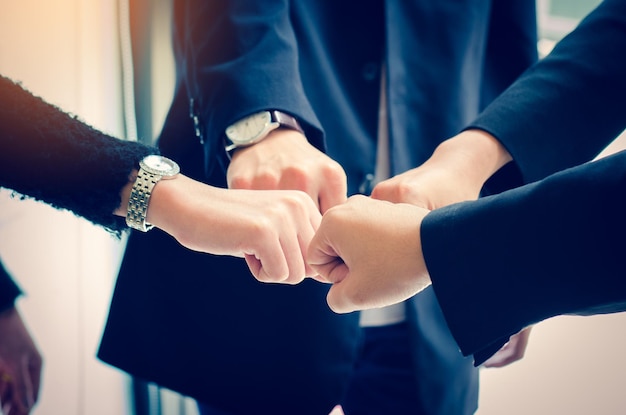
top-left (306, 232), bottom-right (344, 283)
top-left (325, 280), bottom-right (355, 314)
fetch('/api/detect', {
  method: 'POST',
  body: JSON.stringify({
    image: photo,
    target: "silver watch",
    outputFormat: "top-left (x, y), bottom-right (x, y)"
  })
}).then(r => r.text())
top-left (224, 110), bottom-right (303, 157)
top-left (126, 155), bottom-right (180, 232)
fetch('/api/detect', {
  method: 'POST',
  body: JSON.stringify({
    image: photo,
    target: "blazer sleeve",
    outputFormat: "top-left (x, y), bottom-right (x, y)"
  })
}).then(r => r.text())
top-left (0, 75), bottom-right (156, 234)
top-left (423, 150), bottom-right (626, 365)
top-left (470, 0), bottom-right (626, 184)
top-left (479, 0), bottom-right (538, 109)
top-left (175, 0), bottom-right (325, 169)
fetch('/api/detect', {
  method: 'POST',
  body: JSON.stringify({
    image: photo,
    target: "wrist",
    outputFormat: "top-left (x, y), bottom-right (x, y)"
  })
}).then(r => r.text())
top-left (114, 170), bottom-right (138, 217)
top-left (230, 128), bottom-right (308, 161)
top-left (225, 110), bottom-right (304, 159)
top-left (116, 155), bottom-right (181, 231)
top-left (144, 174), bottom-right (200, 234)
top-left (144, 174), bottom-right (182, 230)
top-left (433, 129), bottom-right (512, 189)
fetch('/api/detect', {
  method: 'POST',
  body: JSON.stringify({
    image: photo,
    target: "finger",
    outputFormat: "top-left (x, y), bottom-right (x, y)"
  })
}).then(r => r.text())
top-left (318, 180), bottom-right (347, 214)
top-left (14, 356), bottom-right (34, 413)
top-left (306, 227), bottom-right (347, 283)
top-left (278, 232), bottom-right (307, 285)
top-left (308, 202), bottom-right (322, 230)
top-left (309, 257), bottom-right (349, 285)
top-left (0, 371), bottom-right (13, 408)
top-left (0, 372), bottom-right (10, 396)
top-left (244, 236), bottom-right (289, 283)
top-left (246, 253), bottom-right (289, 283)
top-left (307, 260), bottom-right (340, 283)
top-left (481, 344), bottom-right (516, 368)
top-left (9, 401), bottom-right (29, 415)
top-left (299, 217), bottom-right (320, 279)
top-left (308, 273), bottom-right (330, 284)
top-left (28, 358), bottom-right (41, 405)
top-left (8, 379), bottom-right (26, 414)
top-left (7, 400), bottom-right (22, 415)
top-left (370, 176), bottom-right (398, 199)
top-left (483, 328), bottom-right (531, 368)
top-left (244, 254), bottom-right (263, 280)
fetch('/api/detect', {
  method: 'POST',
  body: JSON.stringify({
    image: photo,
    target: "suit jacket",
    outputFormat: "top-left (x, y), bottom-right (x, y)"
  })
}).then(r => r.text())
top-left (98, 1), bottom-right (538, 414)
top-left (424, 0), bottom-right (626, 365)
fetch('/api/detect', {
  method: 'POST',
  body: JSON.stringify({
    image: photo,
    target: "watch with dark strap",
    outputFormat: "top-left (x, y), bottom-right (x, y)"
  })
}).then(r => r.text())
top-left (224, 110), bottom-right (304, 157)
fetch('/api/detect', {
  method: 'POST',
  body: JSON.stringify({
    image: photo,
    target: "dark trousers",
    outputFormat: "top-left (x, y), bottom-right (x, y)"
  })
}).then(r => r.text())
top-left (198, 322), bottom-right (422, 415)
top-left (340, 322), bottom-right (422, 415)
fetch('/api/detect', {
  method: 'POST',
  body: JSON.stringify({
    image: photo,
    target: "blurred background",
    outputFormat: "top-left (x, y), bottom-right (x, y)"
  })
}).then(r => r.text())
top-left (0, 0), bottom-right (624, 414)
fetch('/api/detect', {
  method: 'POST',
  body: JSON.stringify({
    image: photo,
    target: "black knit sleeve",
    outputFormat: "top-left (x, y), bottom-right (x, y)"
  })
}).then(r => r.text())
top-left (0, 259), bottom-right (22, 312)
top-left (0, 75), bottom-right (158, 235)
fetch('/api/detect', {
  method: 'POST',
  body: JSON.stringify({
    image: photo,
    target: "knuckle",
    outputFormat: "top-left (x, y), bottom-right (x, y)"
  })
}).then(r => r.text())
top-left (255, 172), bottom-right (281, 189)
top-left (323, 161), bottom-right (346, 182)
top-left (230, 176), bottom-right (251, 189)
top-left (283, 166), bottom-right (312, 189)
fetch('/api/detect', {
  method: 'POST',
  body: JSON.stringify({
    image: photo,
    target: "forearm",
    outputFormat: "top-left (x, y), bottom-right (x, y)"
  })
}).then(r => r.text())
top-left (423, 150), bottom-right (626, 362)
top-left (469, 0), bottom-right (626, 183)
top-left (176, 0), bottom-right (324, 162)
top-left (430, 129), bottom-right (513, 193)
top-left (113, 172), bottom-right (207, 237)
top-left (138, 174), bottom-right (215, 243)
top-left (0, 76), bottom-right (155, 234)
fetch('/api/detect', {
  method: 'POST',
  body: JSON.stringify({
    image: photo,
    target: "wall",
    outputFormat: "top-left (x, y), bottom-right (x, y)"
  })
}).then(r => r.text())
top-left (0, 1), bottom-right (132, 414)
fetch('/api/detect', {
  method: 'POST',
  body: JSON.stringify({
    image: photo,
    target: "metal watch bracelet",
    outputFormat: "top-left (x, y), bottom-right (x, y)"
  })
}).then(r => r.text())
top-left (126, 169), bottom-right (160, 232)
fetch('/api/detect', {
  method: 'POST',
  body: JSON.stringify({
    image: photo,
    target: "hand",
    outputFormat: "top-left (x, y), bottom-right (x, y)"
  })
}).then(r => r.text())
top-left (307, 195), bottom-right (432, 313)
top-left (148, 175), bottom-right (322, 284)
top-left (482, 327), bottom-right (533, 368)
top-left (227, 129), bottom-right (348, 213)
top-left (371, 129), bottom-right (512, 209)
top-left (0, 307), bottom-right (42, 415)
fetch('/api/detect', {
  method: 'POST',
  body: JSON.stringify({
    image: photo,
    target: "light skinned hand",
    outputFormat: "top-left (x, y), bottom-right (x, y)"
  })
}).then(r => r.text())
top-left (131, 175), bottom-right (322, 284)
top-left (371, 129), bottom-right (512, 209)
top-left (307, 195), bottom-right (432, 313)
top-left (227, 129), bottom-right (348, 213)
top-left (482, 327), bottom-right (533, 368)
top-left (371, 129), bottom-right (531, 365)
top-left (0, 307), bottom-right (42, 415)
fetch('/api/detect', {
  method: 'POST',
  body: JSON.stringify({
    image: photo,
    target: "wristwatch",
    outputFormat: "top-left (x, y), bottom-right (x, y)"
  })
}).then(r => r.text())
top-left (224, 110), bottom-right (304, 157)
top-left (126, 155), bottom-right (180, 232)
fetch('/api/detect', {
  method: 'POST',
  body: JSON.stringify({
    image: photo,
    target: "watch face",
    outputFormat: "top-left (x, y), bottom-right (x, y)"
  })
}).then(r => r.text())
top-left (140, 155), bottom-right (180, 177)
top-left (225, 111), bottom-right (272, 145)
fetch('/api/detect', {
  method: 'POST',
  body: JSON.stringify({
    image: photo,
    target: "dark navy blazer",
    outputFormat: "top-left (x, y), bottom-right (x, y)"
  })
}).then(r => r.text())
top-left (98, 1), bottom-right (539, 414)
